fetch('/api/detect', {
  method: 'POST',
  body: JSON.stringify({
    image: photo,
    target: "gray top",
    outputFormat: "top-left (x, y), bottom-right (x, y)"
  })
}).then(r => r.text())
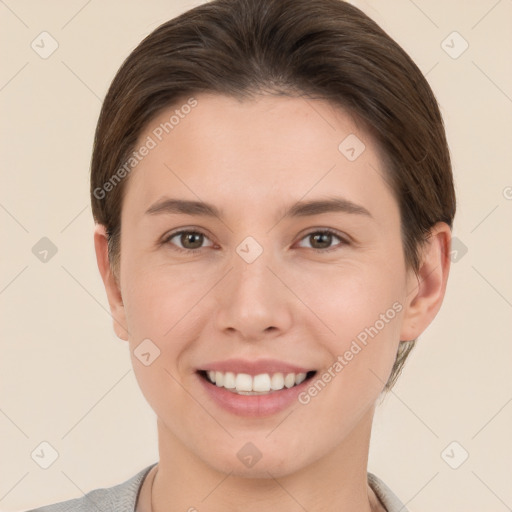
top-left (27, 463), bottom-right (408, 512)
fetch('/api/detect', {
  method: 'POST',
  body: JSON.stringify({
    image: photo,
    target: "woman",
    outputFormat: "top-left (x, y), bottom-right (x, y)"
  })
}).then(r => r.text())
top-left (29, 0), bottom-right (455, 510)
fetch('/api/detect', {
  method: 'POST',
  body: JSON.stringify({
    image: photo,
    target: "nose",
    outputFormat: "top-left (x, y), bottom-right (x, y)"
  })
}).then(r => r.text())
top-left (214, 246), bottom-right (293, 342)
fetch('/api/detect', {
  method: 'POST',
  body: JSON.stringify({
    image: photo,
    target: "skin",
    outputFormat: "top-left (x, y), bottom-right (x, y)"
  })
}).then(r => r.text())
top-left (94, 93), bottom-right (451, 512)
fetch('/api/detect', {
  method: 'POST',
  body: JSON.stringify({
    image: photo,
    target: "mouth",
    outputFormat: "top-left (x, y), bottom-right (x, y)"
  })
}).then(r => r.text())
top-left (197, 369), bottom-right (317, 396)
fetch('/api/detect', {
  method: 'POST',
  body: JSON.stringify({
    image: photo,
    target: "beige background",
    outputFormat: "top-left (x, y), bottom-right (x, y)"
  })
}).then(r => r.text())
top-left (1, 0), bottom-right (511, 510)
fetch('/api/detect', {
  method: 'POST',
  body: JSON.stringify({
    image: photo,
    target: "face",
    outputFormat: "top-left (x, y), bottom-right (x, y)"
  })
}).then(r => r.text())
top-left (99, 93), bottom-right (435, 478)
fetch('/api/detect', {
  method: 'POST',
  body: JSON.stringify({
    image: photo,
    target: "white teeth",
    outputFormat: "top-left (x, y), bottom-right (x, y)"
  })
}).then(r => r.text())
top-left (204, 370), bottom-right (312, 394)
top-left (270, 373), bottom-right (284, 390)
top-left (253, 373), bottom-right (271, 392)
top-left (295, 372), bottom-right (307, 385)
top-left (235, 373), bottom-right (252, 392)
top-left (223, 371), bottom-right (236, 389)
top-left (284, 373), bottom-right (296, 388)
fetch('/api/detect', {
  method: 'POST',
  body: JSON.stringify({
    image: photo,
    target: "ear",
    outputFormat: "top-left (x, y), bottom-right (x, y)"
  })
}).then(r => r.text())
top-left (93, 224), bottom-right (129, 341)
top-left (400, 222), bottom-right (452, 342)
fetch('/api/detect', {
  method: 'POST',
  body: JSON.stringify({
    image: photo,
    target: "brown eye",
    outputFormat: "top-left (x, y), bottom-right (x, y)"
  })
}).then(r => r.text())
top-left (297, 229), bottom-right (347, 252)
top-left (163, 230), bottom-right (214, 252)
top-left (310, 232), bottom-right (333, 249)
top-left (180, 232), bottom-right (204, 249)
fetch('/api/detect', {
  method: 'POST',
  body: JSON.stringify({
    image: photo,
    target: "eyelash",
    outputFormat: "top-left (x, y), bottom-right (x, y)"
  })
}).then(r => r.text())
top-left (161, 228), bottom-right (349, 254)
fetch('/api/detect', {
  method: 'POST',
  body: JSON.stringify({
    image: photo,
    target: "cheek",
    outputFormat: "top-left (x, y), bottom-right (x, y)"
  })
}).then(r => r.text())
top-left (303, 261), bottom-right (405, 382)
top-left (122, 267), bottom-right (199, 409)
top-left (296, 289), bottom-right (403, 440)
top-left (304, 257), bottom-right (404, 328)
top-left (121, 262), bottom-right (213, 411)
top-left (121, 257), bottom-right (210, 338)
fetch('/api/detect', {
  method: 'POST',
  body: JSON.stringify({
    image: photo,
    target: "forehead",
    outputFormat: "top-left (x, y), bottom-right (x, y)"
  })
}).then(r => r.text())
top-left (122, 93), bottom-right (398, 225)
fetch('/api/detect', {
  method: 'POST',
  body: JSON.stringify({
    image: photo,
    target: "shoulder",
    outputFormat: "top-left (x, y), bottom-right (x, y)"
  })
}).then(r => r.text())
top-left (25, 463), bottom-right (157, 512)
top-left (367, 472), bottom-right (409, 512)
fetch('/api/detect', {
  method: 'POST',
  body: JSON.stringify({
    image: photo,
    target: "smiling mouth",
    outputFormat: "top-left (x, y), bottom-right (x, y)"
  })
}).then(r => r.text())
top-left (197, 369), bottom-right (317, 395)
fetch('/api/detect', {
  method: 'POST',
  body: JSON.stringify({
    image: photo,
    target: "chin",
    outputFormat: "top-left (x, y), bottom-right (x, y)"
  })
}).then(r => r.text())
top-left (200, 443), bottom-right (309, 479)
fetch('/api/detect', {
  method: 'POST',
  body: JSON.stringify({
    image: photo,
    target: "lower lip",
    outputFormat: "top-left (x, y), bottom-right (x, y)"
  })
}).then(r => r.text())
top-left (197, 373), bottom-right (313, 417)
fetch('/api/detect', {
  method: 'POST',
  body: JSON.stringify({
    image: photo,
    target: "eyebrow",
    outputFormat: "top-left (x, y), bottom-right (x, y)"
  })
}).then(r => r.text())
top-left (145, 196), bottom-right (373, 220)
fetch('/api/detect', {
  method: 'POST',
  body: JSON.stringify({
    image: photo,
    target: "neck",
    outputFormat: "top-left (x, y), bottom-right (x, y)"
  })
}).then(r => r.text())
top-left (146, 407), bottom-right (381, 512)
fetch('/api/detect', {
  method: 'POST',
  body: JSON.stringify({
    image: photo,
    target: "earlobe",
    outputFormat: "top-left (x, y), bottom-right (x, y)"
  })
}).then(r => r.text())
top-left (93, 224), bottom-right (129, 341)
top-left (399, 222), bottom-right (452, 342)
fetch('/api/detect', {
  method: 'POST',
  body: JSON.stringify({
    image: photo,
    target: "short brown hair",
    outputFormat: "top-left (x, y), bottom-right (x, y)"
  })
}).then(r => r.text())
top-left (90, 0), bottom-right (456, 391)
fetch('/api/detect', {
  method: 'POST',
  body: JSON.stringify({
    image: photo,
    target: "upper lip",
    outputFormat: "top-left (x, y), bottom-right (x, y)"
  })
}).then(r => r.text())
top-left (198, 358), bottom-right (314, 376)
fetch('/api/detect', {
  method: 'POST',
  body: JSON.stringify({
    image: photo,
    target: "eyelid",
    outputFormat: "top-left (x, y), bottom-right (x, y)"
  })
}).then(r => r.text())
top-left (161, 227), bottom-right (351, 253)
top-left (161, 228), bottom-right (215, 252)
top-left (294, 228), bottom-right (349, 251)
